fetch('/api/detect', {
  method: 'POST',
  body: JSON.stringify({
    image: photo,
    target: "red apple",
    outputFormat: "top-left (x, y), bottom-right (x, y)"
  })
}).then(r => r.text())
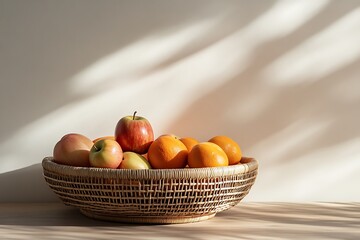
top-left (115, 111), bottom-right (154, 154)
top-left (89, 139), bottom-right (123, 168)
top-left (53, 133), bottom-right (93, 167)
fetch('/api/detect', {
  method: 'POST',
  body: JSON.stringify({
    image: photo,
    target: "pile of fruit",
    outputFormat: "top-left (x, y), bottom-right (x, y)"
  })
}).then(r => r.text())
top-left (53, 112), bottom-right (243, 169)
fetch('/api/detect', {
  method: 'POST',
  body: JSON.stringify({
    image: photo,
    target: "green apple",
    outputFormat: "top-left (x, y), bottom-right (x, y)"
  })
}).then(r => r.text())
top-left (89, 139), bottom-right (123, 169)
top-left (118, 152), bottom-right (152, 169)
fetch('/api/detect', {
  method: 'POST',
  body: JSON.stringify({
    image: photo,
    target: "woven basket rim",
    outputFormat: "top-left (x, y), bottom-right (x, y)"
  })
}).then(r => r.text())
top-left (42, 156), bottom-right (258, 180)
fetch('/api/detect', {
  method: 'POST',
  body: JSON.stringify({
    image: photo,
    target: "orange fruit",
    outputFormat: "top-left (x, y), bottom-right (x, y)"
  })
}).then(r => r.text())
top-left (147, 135), bottom-right (188, 169)
top-left (179, 137), bottom-right (199, 152)
top-left (188, 142), bottom-right (229, 168)
top-left (208, 136), bottom-right (242, 165)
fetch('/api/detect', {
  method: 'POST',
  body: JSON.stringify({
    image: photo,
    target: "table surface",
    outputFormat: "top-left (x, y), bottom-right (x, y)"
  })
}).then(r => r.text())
top-left (1, 202), bottom-right (359, 240)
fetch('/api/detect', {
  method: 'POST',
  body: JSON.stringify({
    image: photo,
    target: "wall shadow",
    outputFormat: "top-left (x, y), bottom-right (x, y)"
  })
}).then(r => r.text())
top-left (0, 163), bottom-right (58, 202)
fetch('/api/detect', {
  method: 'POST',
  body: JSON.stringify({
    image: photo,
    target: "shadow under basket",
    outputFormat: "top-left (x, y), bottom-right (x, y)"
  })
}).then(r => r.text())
top-left (42, 157), bottom-right (258, 224)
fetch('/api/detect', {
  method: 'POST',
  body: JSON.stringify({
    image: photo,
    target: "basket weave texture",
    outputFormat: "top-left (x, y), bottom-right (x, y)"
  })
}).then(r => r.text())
top-left (42, 157), bottom-right (258, 224)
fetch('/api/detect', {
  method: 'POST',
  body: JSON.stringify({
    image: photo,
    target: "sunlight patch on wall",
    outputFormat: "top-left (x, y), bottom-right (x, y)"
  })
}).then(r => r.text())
top-left (0, 101), bottom-right (100, 173)
top-left (238, 0), bottom-right (329, 45)
top-left (0, 1), bottom-right (332, 174)
top-left (249, 118), bottom-right (333, 168)
top-left (225, 86), bottom-right (275, 124)
top-left (69, 16), bottom-right (222, 94)
top-left (0, 13), bottom-right (242, 173)
top-left (217, 0), bottom-right (329, 123)
top-left (249, 138), bottom-right (360, 201)
top-left (264, 7), bottom-right (360, 85)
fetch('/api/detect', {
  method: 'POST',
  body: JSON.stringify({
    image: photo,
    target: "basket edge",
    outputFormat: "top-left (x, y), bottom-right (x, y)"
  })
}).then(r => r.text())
top-left (42, 156), bottom-right (258, 180)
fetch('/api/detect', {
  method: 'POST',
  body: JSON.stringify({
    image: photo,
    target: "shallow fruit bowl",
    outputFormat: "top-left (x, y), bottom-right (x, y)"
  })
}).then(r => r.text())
top-left (42, 157), bottom-right (258, 224)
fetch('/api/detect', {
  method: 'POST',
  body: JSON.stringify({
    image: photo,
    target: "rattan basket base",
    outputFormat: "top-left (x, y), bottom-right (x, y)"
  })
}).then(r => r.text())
top-left (80, 209), bottom-right (216, 224)
top-left (43, 157), bottom-right (258, 224)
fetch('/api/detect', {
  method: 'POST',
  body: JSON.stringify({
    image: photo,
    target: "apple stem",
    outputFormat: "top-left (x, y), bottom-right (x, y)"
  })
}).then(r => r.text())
top-left (133, 111), bottom-right (137, 120)
top-left (93, 145), bottom-right (99, 151)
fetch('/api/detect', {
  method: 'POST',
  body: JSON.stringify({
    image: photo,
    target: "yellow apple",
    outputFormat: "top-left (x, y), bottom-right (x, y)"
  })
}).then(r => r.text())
top-left (118, 152), bottom-right (151, 169)
top-left (89, 139), bottom-right (123, 169)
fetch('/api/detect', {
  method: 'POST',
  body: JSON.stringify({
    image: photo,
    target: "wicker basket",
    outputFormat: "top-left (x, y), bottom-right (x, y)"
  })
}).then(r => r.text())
top-left (42, 157), bottom-right (258, 224)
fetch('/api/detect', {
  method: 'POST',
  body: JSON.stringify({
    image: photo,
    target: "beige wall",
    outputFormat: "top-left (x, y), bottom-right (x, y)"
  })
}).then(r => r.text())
top-left (1, 0), bottom-right (359, 202)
